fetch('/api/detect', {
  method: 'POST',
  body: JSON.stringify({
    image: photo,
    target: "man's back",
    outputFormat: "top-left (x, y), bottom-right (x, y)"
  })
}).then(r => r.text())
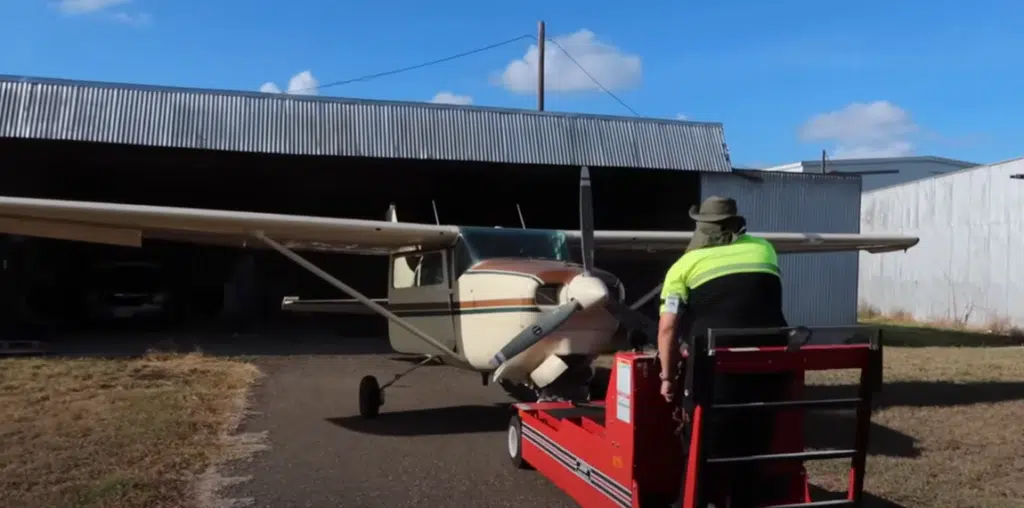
top-left (662, 234), bottom-right (787, 344)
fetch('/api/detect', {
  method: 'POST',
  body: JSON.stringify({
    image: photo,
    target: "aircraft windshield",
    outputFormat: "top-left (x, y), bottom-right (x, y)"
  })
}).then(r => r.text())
top-left (459, 227), bottom-right (571, 262)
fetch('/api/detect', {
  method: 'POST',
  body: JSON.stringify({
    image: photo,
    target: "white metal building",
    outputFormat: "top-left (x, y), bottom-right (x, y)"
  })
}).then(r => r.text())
top-left (859, 157), bottom-right (1024, 327)
top-left (763, 156), bottom-right (980, 192)
top-left (703, 171), bottom-right (863, 333)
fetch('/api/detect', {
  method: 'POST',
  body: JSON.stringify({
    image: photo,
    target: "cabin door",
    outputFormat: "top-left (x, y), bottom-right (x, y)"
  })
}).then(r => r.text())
top-left (386, 249), bottom-right (457, 354)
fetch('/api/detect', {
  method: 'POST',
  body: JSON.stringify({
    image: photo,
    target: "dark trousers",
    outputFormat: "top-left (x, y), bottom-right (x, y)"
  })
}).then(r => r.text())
top-left (675, 372), bottom-right (794, 507)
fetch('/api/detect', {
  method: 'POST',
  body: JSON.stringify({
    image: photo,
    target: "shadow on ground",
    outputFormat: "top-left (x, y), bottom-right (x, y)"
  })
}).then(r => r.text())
top-left (327, 404), bottom-right (513, 436)
top-left (808, 485), bottom-right (907, 508)
top-left (803, 409), bottom-right (919, 458)
top-left (807, 381), bottom-right (1024, 409)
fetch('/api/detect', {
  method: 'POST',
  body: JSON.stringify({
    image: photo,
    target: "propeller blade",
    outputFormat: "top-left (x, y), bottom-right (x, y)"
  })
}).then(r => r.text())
top-left (605, 299), bottom-right (658, 340)
top-left (488, 301), bottom-right (581, 369)
top-left (579, 166), bottom-right (595, 275)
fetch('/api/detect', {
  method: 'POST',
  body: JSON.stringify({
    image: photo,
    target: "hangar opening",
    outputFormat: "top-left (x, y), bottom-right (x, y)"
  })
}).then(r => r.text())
top-left (0, 137), bottom-right (701, 341)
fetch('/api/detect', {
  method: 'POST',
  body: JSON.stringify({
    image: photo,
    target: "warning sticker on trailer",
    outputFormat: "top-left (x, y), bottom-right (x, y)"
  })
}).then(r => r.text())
top-left (615, 360), bottom-right (631, 423)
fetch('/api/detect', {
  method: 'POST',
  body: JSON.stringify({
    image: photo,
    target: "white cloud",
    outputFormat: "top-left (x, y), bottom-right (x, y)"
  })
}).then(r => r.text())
top-left (675, 113), bottom-right (688, 120)
top-left (111, 11), bottom-right (151, 26)
top-left (799, 101), bottom-right (918, 159)
top-left (430, 92), bottom-right (473, 105)
top-left (286, 70), bottom-right (319, 95)
top-left (259, 70), bottom-right (319, 96)
top-left (496, 29), bottom-right (642, 94)
top-left (56, 0), bottom-right (152, 26)
top-left (57, 0), bottom-right (130, 14)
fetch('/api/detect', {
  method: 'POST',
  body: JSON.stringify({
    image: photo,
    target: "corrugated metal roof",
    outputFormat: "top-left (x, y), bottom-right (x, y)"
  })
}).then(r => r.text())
top-left (0, 75), bottom-right (732, 172)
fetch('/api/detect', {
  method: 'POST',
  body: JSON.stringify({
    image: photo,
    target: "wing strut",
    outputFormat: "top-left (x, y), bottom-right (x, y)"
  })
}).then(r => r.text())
top-left (631, 284), bottom-right (663, 311)
top-left (253, 232), bottom-right (460, 360)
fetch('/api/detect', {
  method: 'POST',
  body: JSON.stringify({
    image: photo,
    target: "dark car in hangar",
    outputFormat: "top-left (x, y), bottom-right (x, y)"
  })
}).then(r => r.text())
top-left (82, 261), bottom-right (181, 326)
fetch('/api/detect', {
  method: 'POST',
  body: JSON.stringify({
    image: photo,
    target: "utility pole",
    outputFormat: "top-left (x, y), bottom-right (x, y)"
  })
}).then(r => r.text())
top-left (537, 20), bottom-right (546, 112)
top-left (820, 149), bottom-right (828, 174)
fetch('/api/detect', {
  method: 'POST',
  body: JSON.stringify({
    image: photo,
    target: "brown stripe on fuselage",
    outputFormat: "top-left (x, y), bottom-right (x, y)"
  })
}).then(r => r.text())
top-left (389, 298), bottom-right (536, 312)
top-left (458, 298), bottom-right (535, 309)
top-left (470, 259), bottom-right (582, 284)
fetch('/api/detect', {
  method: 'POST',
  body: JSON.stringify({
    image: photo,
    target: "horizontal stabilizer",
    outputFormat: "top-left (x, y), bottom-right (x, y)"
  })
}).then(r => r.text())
top-left (281, 296), bottom-right (389, 315)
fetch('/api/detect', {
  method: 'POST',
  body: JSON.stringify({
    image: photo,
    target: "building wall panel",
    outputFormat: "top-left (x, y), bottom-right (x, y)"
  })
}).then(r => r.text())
top-left (859, 157), bottom-right (1024, 327)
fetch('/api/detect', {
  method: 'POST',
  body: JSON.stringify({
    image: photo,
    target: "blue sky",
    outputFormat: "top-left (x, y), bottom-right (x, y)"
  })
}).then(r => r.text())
top-left (1, 0), bottom-right (1022, 167)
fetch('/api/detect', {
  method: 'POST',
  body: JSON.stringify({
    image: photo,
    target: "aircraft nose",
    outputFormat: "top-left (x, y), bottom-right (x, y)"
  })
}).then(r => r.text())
top-left (564, 274), bottom-right (609, 310)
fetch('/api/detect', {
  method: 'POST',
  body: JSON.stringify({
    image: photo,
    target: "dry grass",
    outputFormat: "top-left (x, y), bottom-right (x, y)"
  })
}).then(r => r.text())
top-left (804, 346), bottom-right (1024, 508)
top-left (0, 352), bottom-right (260, 508)
top-left (859, 303), bottom-right (1024, 339)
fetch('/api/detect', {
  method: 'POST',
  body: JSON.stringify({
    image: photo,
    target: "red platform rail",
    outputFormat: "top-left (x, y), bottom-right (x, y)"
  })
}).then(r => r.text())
top-left (509, 325), bottom-right (884, 508)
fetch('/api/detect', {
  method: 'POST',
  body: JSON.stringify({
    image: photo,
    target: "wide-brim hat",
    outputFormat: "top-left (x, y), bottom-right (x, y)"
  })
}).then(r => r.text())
top-left (688, 196), bottom-right (740, 222)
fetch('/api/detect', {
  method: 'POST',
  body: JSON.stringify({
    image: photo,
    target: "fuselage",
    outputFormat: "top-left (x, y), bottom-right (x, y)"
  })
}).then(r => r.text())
top-left (456, 258), bottom-right (624, 378)
top-left (383, 226), bottom-right (626, 386)
top-left (386, 256), bottom-right (624, 381)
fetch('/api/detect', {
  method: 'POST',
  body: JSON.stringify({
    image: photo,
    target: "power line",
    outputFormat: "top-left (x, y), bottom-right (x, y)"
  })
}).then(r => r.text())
top-left (544, 37), bottom-right (640, 116)
top-left (283, 29), bottom-right (641, 118)
top-left (292, 34), bottom-right (534, 94)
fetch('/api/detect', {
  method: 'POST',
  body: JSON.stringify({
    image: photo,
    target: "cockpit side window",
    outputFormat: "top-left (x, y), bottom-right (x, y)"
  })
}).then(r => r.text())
top-left (391, 254), bottom-right (419, 289)
top-left (391, 251), bottom-right (446, 289)
top-left (417, 251), bottom-right (445, 287)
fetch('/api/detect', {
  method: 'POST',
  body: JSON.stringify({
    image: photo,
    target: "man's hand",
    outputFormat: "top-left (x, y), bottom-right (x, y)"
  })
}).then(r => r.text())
top-left (660, 379), bottom-right (674, 402)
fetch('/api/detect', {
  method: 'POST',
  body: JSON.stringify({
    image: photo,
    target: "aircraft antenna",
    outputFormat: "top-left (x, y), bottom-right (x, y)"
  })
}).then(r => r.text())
top-left (579, 166), bottom-right (595, 275)
top-left (516, 204), bottom-right (527, 229)
top-left (431, 200), bottom-right (441, 225)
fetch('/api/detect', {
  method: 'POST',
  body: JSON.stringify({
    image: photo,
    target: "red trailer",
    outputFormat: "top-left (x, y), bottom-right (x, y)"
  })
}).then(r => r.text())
top-left (506, 326), bottom-right (883, 507)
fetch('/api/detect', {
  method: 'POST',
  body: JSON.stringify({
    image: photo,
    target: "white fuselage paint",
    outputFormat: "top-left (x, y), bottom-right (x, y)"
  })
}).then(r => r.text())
top-left (386, 257), bottom-right (623, 386)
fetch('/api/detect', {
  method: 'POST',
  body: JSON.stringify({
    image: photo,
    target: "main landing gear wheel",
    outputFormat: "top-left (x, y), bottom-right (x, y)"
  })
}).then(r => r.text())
top-left (358, 375), bottom-right (383, 419)
top-left (507, 414), bottom-right (533, 470)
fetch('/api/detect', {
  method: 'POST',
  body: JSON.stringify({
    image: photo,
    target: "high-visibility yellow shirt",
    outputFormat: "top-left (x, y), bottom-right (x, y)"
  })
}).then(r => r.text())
top-left (659, 234), bottom-right (781, 315)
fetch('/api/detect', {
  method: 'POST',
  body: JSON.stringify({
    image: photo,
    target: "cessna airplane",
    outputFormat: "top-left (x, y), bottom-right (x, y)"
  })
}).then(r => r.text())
top-left (0, 167), bottom-right (919, 419)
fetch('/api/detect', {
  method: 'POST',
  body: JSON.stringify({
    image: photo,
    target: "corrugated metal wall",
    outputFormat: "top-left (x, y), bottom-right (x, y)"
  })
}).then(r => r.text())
top-left (701, 172), bottom-right (862, 328)
top-left (859, 157), bottom-right (1024, 327)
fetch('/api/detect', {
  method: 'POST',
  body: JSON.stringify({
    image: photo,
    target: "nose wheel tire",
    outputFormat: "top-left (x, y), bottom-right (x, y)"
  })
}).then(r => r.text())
top-left (358, 375), bottom-right (382, 419)
top-left (507, 414), bottom-right (533, 470)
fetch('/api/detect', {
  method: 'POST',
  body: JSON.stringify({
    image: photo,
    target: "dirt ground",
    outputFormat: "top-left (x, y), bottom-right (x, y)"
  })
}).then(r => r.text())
top-left (804, 345), bottom-right (1024, 508)
top-left (673, 323), bottom-right (1024, 508)
top-left (0, 352), bottom-right (259, 508)
top-left (0, 321), bottom-right (1021, 508)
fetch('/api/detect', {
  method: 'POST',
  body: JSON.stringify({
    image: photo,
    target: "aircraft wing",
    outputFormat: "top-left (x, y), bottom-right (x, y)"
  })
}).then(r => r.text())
top-left (570, 230), bottom-right (919, 255)
top-left (0, 196), bottom-right (460, 254)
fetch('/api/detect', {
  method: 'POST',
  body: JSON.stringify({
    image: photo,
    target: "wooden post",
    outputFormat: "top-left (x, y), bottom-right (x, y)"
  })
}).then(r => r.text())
top-left (537, 20), bottom-right (546, 112)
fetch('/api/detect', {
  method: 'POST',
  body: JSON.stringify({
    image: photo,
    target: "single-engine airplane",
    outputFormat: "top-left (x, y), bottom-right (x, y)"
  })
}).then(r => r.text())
top-left (0, 167), bottom-right (919, 418)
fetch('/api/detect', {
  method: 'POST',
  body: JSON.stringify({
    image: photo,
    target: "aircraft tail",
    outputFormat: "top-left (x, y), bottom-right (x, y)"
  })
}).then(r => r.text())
top-left (385, 203), bottom-right (398, 222)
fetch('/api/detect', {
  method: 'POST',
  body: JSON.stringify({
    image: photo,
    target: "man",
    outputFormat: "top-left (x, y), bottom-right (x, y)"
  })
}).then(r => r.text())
top-left (656, 196), bottom-right (792, 507)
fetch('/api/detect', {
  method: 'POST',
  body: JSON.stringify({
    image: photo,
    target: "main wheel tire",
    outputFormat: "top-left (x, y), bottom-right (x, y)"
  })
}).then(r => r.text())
top-left (358, 375), bottom-right (382, 419)
top-left (507, 414), bottom-right (533, 470)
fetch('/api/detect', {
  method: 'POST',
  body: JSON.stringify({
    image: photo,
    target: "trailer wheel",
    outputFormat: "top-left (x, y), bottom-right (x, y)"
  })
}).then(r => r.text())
top-left (507, 414), bottom-right (533, 470)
